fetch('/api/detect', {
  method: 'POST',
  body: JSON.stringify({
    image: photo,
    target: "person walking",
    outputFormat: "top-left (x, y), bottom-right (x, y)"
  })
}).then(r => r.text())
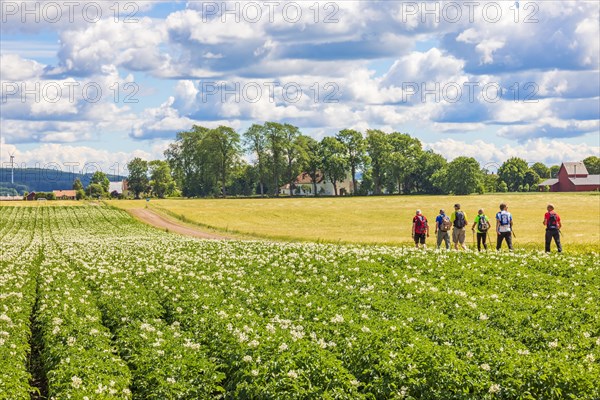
top-left (435, 209), bottom-right (451, 250)
top-left (543, 204), bottom-right (562, 253)
top-left (471, 208), bottom-right (490, 251)
top-left (496, 203), bottom-right (513, 251)
top-left (412, 209), bottom-right (429, 249)
top-left (450, 204), bottom-right (468, 250)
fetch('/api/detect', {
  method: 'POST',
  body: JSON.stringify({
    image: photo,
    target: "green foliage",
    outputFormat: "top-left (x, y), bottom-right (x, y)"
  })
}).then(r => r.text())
top-left (531, 162), bottom-right (550, 179)
top-left (386, 132), bottom-right (422, 194)
top-left (127, 158), bottom-right (149, 199)
top-left (227, 164), bottom-right (259, 197)
top-left (205, 125), bottom-right (242, 197)
top-left (497, 181), bottom-right (509, 192)
top-left (243, 124), bottom-right (269, 196)
top-left (162, 123), bottom-right (573, 197)
top-left (263, 122), bottom-right (289, 196)
top-left (320, 137), bottom-right (349, 196)
top-left (165, 126), bottom-right (212, 197)
top-left (412, 151), bottom-right (447, 194)
top-left (149, 160), bottom-right (176, 198)
top-left (87, 183), bottom-right (104, 198)
top-left (1, 206), bottom-right (600, 399)
top-left (72, 178), bottom-right (84, 191)
top-left (550, 165), bottom-right (560, 178)
top-left (30, 191), bottom-right (57, 200)
top-left (524, 169), bottom-right (541, 190)
top-left (498, 157), bottom-right (529, 192)
top-left (439, 157), bottom-right (485, 195)
top-left (0, 186), bottom-right (19, 196)
top-left (366, 130), bottom-right (393, 194)
top-left (336, 129), bottom-right (367, 195)
top-left (296, 135), bottom-right (322, 197)
top-left (90, 171), bottom-right (110, 193)
top-left (280, 124), bottom-right (304, 196)
top-left (483, 173), bottom-right (499, 193)
top-left (583, 156), bottom-right (600, 175)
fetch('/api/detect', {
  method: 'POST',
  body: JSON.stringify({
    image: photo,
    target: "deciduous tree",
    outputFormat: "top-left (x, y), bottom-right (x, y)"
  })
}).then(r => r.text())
top-left (127, 158), bottom-right (149, 199)
top-left (531, 162), bottom-right (550, 179)
top-left (297, 135), bottom-right (322, 196)
top-left (442, 157), bottom-right (484, 195)
top-left (583, 156), bottom-right (600, 174)
top-left (336, 129), bottom-right (366, 195)
top-left (320, 137), bottom-right (348, 196)
top-left (366, 130), bottom-right (392, 195)
top-left (243, 124), bottom-right (268, 196)
top-left (149, 160), bottom-right (176, 198)
top-left (498, 157), bottom-right (528, 192)
top-left (90, 171), bottom-right (109, 193)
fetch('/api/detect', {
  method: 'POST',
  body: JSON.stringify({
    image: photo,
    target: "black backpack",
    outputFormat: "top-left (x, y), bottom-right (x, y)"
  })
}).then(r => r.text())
top-left (548, 213), bottom-right (558, 229)
top-left (453, 211), bottom-right (466, 228)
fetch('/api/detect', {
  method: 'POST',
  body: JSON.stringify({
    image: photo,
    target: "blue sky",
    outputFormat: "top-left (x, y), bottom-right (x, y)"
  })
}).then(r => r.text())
top-left (1, 0), bottom-right (599, 172)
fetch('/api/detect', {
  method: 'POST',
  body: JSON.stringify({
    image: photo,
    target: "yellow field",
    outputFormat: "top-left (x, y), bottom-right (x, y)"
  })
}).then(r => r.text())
top-left (110, 193), bottom-right (600, 249)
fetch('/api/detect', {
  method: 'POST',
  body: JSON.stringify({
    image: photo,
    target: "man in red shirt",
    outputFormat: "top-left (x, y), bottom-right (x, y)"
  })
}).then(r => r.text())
top-left (543, 204), bottom-right (562, 253)
top-left (412, 209), bottom-right (429, 249)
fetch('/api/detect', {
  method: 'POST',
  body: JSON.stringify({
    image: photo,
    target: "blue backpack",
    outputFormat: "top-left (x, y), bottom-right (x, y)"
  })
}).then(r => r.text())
top-left (497, 211), bottom-right (510, 226)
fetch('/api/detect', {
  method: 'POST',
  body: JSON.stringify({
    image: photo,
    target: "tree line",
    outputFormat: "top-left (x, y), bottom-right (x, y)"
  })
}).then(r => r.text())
top-left (122, 123), bottom-right (600, 198)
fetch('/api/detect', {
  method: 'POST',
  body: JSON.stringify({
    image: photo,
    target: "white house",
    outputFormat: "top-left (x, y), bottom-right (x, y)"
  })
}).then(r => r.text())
top-left (109, 180), bottom-right (128, 195)
top-left (280, 171), bottom-right (354, 196)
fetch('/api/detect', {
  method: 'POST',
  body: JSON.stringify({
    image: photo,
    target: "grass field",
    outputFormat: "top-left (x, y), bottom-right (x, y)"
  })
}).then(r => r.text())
top-left (109, 193), bottom-right (600, 250)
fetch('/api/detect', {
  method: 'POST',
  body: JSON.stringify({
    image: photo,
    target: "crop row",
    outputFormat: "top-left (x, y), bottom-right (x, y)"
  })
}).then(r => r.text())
top-left (1, 205), bottom-right (599, 399)
top-left (0, 207), bottom-right (42, 399)
top-left (55, 206), bottom-right (599, 399)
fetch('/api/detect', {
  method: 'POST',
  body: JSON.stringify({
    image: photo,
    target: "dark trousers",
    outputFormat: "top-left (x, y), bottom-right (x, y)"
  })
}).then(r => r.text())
top-left (477, 232), bottom-right (487, 251)
top-left (545, 229), bottom-right (562, 252)
top-left (496, 231), bottom-right (513, 250)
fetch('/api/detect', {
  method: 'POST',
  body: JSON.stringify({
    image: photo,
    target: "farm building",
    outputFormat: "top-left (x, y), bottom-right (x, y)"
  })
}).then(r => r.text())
top-left (280, 171), bottom-right (354, 196)
top-left (53, 190), bottom-right (77, 200)
top-left (539, 162), bottom-right (600, 192)
top-left (26, 192), bottom-right (36, 201)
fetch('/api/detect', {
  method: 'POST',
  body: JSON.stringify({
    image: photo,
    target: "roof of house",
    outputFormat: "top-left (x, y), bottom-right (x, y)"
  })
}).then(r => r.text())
top-left (562, 162), bottom-right (589, 176)
top-left (53, 190), bottom-right (77, 197)
top-left (538, 178), bottom-right (559, 186)
top-left (569, 175), bottom-right (600, 186)
top-left (297, 172), bottom-right (325, 185)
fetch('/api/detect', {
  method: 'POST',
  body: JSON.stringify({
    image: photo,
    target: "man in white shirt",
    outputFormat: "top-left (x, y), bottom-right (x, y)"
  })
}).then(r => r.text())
top-left (496, 203), bottom-right (513, 251)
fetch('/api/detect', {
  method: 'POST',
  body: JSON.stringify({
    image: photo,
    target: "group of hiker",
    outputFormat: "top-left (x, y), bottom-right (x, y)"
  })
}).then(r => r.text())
top-left (411, 203), bottom-right (563, 252)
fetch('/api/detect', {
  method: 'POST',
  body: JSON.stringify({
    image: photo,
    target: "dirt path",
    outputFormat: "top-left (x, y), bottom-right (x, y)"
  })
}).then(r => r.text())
top-left (128, 208), bottom-right (230, 240)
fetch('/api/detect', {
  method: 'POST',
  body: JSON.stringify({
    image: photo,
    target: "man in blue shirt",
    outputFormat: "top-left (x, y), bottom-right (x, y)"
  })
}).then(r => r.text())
top-left (496, 202), bottom-right (513, 251)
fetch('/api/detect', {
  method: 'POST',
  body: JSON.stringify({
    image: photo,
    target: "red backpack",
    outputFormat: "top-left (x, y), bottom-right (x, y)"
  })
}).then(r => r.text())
top-left (414, 215), bottom-right (428, 234)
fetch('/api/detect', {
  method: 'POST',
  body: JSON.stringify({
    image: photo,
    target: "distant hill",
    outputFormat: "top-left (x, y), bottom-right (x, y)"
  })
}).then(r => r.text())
top-left (0, 168), bottom-right (126, 195)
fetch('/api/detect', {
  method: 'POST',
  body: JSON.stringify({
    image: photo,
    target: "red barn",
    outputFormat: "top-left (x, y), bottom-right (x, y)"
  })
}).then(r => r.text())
top-left (539, 162), bottom-right (600, 192)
